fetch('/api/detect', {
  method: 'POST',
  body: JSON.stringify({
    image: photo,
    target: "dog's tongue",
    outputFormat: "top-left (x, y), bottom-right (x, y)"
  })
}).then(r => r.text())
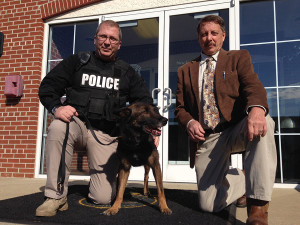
top-left (144, 126), bottom-right (161, 136)
top-left (151, 129), bottom-right (161, 136)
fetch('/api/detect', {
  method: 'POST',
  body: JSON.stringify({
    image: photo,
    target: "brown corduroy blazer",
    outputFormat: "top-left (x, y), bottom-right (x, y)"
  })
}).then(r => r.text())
top-left (175, 48), bottom-right (269, 168)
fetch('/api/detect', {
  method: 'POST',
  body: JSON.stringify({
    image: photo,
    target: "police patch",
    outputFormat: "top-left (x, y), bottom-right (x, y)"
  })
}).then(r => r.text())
top-left (81, 73), bottom-right (120, 90)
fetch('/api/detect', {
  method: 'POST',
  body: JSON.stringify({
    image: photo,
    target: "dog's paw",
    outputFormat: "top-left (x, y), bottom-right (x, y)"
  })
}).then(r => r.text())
top-left (102, 208), bottom-right (119, 216)
top-left (160, 207), bottom-right (172, 215)
top-left (143, 191), bottom-right (151, 197)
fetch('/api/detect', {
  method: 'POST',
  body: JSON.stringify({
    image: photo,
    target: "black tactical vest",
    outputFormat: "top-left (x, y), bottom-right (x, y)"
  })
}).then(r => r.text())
top-left (65, 53), bottom-right (129, 122)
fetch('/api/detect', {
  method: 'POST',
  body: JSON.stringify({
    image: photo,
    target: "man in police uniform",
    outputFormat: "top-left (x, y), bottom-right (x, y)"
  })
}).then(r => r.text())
top-left (36, 20), bottom-right (154, 216)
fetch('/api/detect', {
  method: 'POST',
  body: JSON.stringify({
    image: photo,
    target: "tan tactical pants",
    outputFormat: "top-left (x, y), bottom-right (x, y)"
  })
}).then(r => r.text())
top-left (44, 116), bottom-right (119, 204)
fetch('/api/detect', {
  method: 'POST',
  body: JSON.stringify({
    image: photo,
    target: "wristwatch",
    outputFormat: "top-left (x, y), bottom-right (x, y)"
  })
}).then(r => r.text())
top-left (51, 106), bottom-right (59, 115)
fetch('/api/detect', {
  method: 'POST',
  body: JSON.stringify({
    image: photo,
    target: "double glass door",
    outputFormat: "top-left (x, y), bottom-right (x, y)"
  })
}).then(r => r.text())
top-left (105, 1), bottom-right (238, 182)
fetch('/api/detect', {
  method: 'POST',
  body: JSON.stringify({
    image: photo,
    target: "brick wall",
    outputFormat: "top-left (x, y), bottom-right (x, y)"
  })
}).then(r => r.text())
top-left (0, 0), bottom-right (102, 178)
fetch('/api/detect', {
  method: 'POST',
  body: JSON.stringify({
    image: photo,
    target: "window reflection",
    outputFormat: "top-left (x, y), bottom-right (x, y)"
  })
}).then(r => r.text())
top-left (240, 0), bottom-right (300, 184)
top-left (275, 136), bottom-right (281, 182)
top-left (50, 25), bottom-right (74, 60)
top-left (240, 1), bottom-right (274, 44)
top-left (75, 21), bottom-right (98, 53)
top-left (49, 21), bottom-right (98, 60)
top-left (276, 0), bottom-right (300, 41)
top-left (279, 87), bottom-right (300, 133)
top-left (48, 61), bottom-right (61, 72)
top-left (266, 88), bottom-right (278, 132)
top-left (281, 135), bottom-right (300, 183)
top-left (241, 44), bottom-right (276, 87)
top-left (277, 42), bottom-right (300, 86)
top-left (117, 18), bottom-right (159, 93)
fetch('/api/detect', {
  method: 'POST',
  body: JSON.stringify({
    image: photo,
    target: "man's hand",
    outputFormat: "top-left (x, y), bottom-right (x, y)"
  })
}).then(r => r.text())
top-left (247, 107), bottom-right (267, 141)
top-left (187, 120), bottom-right (206, 142)
top-left (54, 105), bottom-right (78, 123)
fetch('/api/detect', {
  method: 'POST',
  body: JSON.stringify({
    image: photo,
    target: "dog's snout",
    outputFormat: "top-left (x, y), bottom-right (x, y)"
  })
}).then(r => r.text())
top-left (161, 117), bottom-right (168, 126)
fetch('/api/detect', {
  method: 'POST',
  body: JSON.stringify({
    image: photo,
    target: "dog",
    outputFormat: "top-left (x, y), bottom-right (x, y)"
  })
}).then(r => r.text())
top-left (103, 102), bottom-right (172, 216)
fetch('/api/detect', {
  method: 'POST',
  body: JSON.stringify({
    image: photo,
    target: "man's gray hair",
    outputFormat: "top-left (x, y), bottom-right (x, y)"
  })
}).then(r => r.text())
top-left (95, 20), bottom-right (122, 41)
top-left (197, 15), bottom-right (226, 34)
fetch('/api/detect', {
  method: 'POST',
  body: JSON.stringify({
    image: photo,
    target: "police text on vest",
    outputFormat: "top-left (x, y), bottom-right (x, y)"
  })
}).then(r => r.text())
top-left (81, 73), bottom-right (119, 90)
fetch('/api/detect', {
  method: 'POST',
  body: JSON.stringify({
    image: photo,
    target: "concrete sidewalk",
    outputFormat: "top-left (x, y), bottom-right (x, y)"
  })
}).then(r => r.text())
top-left (0, 177), bottom-right (299, 225)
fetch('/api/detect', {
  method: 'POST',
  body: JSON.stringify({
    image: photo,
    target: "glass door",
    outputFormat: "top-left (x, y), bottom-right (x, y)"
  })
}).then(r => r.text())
top-left (162, 2), bottom-right (239, 182)
top-left (104, 12), bottom-right (165, 181)
top-left (105, 0), bottom-right (239, 182)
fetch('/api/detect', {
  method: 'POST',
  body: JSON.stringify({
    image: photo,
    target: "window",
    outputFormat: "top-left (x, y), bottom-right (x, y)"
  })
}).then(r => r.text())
top-left (48, 21), bottom-right (98, 71)
top-left (40, 20), bottom-right (98, 175)
top-left (240, 0), bottom-right (300, 183)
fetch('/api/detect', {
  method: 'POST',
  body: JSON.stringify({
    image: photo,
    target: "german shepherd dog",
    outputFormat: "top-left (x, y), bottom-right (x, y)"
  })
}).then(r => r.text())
top-left (103, 102), bottom-right (172, 216)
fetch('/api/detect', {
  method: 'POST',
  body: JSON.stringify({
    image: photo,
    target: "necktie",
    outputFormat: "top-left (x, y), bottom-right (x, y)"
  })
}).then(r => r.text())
top-left (203, 57), bottom-right (220, 129)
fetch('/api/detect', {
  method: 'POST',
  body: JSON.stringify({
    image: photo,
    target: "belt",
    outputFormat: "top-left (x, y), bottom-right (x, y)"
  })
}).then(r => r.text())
top-left (204, 122), bottom-right (231, 136)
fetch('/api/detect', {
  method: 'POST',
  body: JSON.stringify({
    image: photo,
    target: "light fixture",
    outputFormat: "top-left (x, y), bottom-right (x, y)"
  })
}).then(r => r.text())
top-left (193, 11), bottom-right (219, 20)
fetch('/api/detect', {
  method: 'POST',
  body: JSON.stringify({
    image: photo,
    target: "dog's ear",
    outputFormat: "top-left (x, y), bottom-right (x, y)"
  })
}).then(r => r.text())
top-left (119, 107), bottom-right (132, 118)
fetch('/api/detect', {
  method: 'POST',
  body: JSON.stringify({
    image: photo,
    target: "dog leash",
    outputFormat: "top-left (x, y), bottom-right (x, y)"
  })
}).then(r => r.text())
top-left (78, 111), bottom-right (120, 146)
top-left (57, 122), bottom-right (69, 192)
top-left (56, 113), bottom-right (119, 193)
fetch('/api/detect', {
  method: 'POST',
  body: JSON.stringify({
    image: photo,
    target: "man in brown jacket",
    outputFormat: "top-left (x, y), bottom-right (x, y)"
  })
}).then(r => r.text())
top-left (175, 15), bottom-right (277, 225)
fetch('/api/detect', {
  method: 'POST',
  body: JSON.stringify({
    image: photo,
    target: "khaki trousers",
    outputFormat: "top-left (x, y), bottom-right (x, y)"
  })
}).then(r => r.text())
top-left (195, 115), bottom-right (277, 212)
top-left (44, 116), bottom-right (119, 204)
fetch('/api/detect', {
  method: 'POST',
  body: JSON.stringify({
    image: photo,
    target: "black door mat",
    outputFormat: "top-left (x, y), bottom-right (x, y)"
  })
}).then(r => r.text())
top-left (0, 185), bottom-right (236, 225)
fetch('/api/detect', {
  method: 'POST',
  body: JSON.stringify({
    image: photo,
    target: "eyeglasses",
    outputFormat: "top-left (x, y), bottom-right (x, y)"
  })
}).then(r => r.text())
top-left (96, 35), bottom-right (119, 44)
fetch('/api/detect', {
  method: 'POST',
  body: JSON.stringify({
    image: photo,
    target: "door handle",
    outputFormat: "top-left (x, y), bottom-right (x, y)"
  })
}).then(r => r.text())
top-left (163, 88), bottom-right (172, 111)
top-left (152, 88), bottom-right (161, 109)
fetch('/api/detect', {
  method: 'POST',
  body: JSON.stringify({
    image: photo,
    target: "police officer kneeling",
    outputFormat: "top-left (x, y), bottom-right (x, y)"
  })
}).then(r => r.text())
top-left (36, 20), bottom-right (153, 217)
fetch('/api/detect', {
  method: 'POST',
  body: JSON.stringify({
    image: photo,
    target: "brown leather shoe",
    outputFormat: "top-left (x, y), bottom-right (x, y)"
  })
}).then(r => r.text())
top-left (236, 194), bottom-right (246, 208)
top-left (246, 198), bottom-right (269, 225)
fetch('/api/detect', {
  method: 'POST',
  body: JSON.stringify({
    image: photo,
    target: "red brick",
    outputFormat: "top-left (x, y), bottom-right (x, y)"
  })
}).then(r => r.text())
top-left (13, 173), bottom-right (24, 178)
top-left (2, 154), bottom-right (14, 158)
top-left (7, 140), bottom-right (21, 145)
top-left (19, 168), bottom-right (34, 173)
top-left (15, 145), bottom-right (27, 149)
top-left (7, 168), bottom-right (19, 173)
top-left (1, 173), bottom-right (12, 177)
top-left (26, 164), bottom-right (35, 168)
top-left (2, 163), bottom-right (14, 168)
top-left (20, 159), bottom-right (35, 164)
top-left (26, 145), bottom-right (37, 149)
top-left (14, 163), bottom-right (26, 168)
top-left (12, 154), bottom-right (25, 158)
top-left (25, 173), bottom-right (34, 178)
top-left (26, 154), bottom-right (36, 158)
top-left (8, 159), bottom-right (20, 163)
